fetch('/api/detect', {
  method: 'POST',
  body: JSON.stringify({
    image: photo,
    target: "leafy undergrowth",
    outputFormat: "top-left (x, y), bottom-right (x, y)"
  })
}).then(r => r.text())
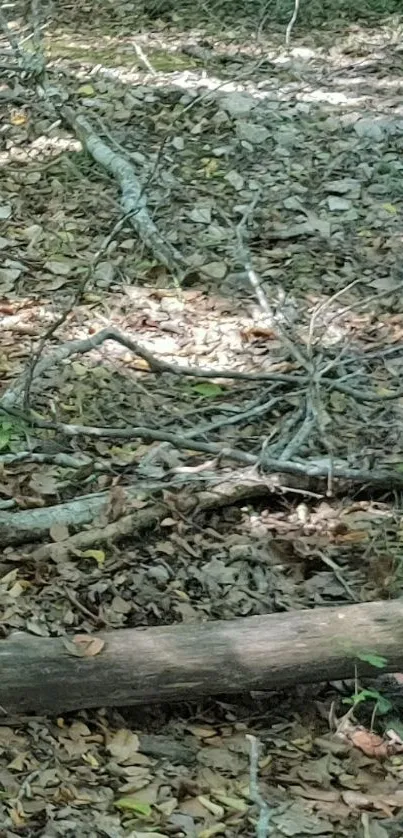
top-left (1, 2), bottom-right (403, 836)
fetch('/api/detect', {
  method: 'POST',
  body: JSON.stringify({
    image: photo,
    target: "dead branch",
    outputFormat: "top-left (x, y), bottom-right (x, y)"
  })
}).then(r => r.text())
top-left (0, 469), bottom-right (286, 547)
top-left (0, 451), bottom-right (106, 470)
top-left (8, 415), bottom-right (403, 490)
top-left (2, 323), bottom-right (392, 413)
top-left (61, 106), bottom-right (187, 277)
top-left (0, 326), bottom-right (302, 408)
top-left (31, 504), bottom-right (169, 561)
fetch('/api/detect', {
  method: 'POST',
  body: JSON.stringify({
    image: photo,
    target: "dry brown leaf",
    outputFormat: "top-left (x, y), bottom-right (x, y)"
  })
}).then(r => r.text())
top-left (64, 635), bottom-right (105, 658)
top-left (334, 530), bottom-right (369, 543)
top-left (108, 729), bottom-right (140, 763)
top-left (341, 790), bottom-right (395, 816)
top-left (109, 485), bottom-right (130, 519)
top-left (155, 540), bottom-right (175, 556)
top-left (186, 725), bottom-right (217, 739)
top-left (240, 326), bottom-right (277, 341)
top-left (342, 724), bottom-right (403, 759)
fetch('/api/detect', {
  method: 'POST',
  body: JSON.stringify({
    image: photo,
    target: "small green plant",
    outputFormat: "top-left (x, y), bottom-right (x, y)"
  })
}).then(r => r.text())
top-left (188, 382), bottom-right (224, 398)
top-left (343, 687), bottom-right (392, 716)
top-left (356, 651), bottom-right (388, 669)
top-left (0, 415), bottom-right (28, 452)
top-left (343, 654), bottom-right (392, 728)
top-left (0, 420), bottom-right (13, 452)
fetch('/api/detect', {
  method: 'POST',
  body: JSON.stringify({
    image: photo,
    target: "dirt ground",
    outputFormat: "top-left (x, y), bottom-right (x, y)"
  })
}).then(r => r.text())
top-left (1, 3), bottom-right (403, 836)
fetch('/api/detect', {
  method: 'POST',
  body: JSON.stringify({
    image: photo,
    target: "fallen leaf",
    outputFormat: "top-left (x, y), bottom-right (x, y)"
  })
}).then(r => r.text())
top-left (63, 635), bottom-right (105, 658)
top-left (114, 798), bottom-right (152, 816)
top-left (81, 549), bottom-right (106, 566)
top-left (212, 793), bottom-right (248, 812)
top-left (108, 729), bottom-right (140, 763)
top-left (49, 523), bottom-right (70, 542)
top-left (0, 204), bottom-right (12, 219)
top-left (77, 83), bottom-right (96, 95)
top-left (198, 825), bottom-right (226, 838)
top-left (44, 259), bottom-right (74, 276)
top-left (190, 383), bottom-right (224, 397)
top-left (198, 796), bottom-right (224, 817)
top-left (201, 261), bottom-right (227, 280)
top-left (189, 206), bottom-right (212, 224)
top-left (29, 473), bottom-right (59, 496)
top-left (129, 833), bottom-right (169, 838)
top-left (10, 111), bottom-right (28, 126)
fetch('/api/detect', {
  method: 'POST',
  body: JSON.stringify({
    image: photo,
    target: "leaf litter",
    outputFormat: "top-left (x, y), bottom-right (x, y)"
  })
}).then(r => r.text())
top-left (1, 4), bottom-right (403, 837)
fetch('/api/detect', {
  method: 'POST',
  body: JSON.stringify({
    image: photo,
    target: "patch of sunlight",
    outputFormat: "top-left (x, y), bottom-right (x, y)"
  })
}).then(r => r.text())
top-left (332, 75), bottom-right (403, 92)
top-left (145, 49), bottom-right (197, 71)
top-left (0, 137), bottom-right (81, 168)
top-left (293, 87), bottom-right (372, 106)
top-left (46, 41), bottom-right (133, 68)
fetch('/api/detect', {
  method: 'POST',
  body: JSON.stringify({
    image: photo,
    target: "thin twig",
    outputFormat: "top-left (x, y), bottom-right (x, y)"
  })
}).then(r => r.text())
top-left (0, 326), bottom-right (305, 408)
top-left (235, 194), bottom-right (274, 318)
top-left (63, 587), bottom-right (108, 627)
top-left (279, 406), bottom-right (315, 461)
top-left (233, 199), bottom-right (312, 375)
top-left (246, 735), bottom-right (270, 838)
top-left (0, 451), bottom-right (108, 470)
top-left (285, 0), bottom-right (301, 47)
top-left (306, 279), bottom-right (362, 360)
top-left (7, 414), bottom-right (403, 488)
top-left (22, 212), bottom-right (135, 408)
top-left (191, 392), bottom-right (294, 437)
top-left (317, 551), bottom-right (358, 601)
top-left (332, 381), bottom-right (403, 402)
top-left (132, 41), bottom-right (156, 75)
top-left (3, 322), bottom-right (401, 418)
top-left (265, 403), bottom-right (306, 456)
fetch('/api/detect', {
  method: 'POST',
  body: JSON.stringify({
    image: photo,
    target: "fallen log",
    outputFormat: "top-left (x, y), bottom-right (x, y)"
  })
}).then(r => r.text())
top-left (1, 600), bottom-right (403, 714)
top-left (0, 470), bottom-right (283, 547)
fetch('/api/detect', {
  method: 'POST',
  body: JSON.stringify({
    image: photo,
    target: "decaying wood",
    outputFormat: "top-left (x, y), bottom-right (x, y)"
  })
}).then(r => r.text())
top-left (1, 599), bottom-right (403, 714)
top-left (61, 106), bottom-right (187, 277)
top-left (0, 469), bottom-right (283, 547)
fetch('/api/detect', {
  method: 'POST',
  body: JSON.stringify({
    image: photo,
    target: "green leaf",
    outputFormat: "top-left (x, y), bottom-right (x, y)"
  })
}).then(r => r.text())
top-left (81, 549), bottom-right (105, 566)
top-left (0, 421), bottom-right (12, 451)
top-left (0, 433), bottom-right (11, 451)
top-left (343, 688), bottom-right (392, 715)
top-left (372, 693), bottom-right (392, 715)
top-left (357, 651), bottom-right (388, 668)
top-left (114, 799), bottom-right (152, 816)
top-left (190, 383), bottom-right (223, 398)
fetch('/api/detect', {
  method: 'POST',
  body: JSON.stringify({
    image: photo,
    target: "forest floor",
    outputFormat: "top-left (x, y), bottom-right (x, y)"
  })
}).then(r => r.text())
top-left (1, 3), bottom-right (403, 837)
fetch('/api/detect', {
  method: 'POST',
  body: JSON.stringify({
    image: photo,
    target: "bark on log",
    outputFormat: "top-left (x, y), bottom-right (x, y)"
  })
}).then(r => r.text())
top-left (1, 600), bottom-right (403, 714)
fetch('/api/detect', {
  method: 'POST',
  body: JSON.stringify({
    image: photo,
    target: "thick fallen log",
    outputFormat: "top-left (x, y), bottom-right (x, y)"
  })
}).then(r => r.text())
top-left (1, 600), bottom-right (402, 714)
